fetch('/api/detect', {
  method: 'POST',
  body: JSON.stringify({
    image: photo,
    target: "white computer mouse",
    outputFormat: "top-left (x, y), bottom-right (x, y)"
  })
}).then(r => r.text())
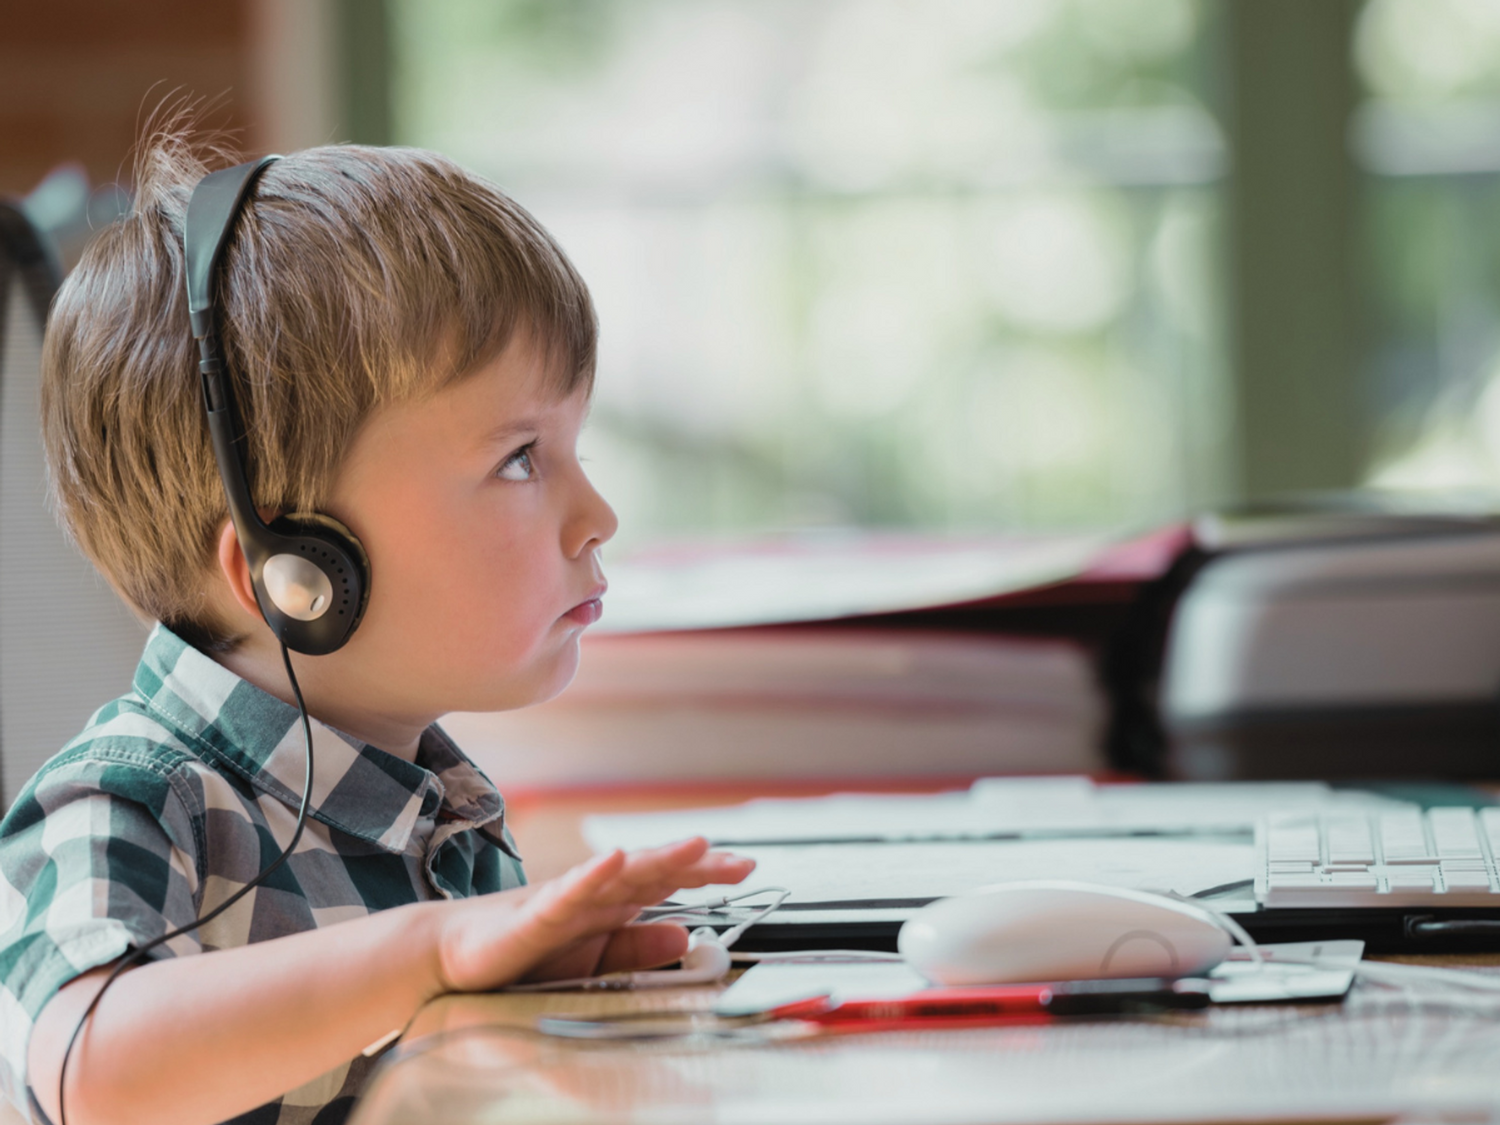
top-left (898, 880), bottom-right (1233, 986)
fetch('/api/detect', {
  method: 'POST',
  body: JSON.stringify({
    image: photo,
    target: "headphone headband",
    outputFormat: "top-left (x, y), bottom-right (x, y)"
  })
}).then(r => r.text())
top-left (185, 156), bottom-right (279, 343)
top-left (183, 157), bottom-right (371, 655)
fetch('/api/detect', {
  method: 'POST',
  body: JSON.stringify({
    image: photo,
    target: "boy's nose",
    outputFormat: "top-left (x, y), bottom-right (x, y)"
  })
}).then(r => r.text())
top-left (567, 474), bottom-right (618, 559)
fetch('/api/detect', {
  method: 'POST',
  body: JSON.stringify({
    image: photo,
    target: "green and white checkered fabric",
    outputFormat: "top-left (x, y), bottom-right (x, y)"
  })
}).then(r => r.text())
top-left (0, 624), bottom-right (525, 1125)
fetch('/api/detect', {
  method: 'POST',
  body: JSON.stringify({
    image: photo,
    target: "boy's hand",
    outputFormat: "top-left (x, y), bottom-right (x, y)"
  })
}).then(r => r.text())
top-left (431, 837), bottom-right (755, 994)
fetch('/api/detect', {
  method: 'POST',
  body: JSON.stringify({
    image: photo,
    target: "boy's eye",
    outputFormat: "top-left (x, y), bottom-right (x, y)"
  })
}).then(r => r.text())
top-left (497, 446), bottom-right (536, 482)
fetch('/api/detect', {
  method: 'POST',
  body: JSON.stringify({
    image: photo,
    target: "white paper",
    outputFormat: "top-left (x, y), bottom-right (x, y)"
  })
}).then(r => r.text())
top-left (716, 940), bottom-right (1364, 1017)
top-left (595, 534), bottom-right (1110, 633)
top-left (1209, 939), bottom-right (1362, 1003)
top-left (667, 835), bottom-right (1257, 912)
top-left (584, 778), bottom-right (1409, 851)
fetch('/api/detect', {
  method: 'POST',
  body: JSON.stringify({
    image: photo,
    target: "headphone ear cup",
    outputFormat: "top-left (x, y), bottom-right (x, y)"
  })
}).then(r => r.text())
top-left (252, 513), bottom-right (371, 655)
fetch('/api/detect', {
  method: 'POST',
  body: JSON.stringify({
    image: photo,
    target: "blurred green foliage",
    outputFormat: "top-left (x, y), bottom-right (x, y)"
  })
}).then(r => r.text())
top-left (1358, 0), bottom-right (1500, 490)
top-left (391, 0), bottom-right (1226, 546)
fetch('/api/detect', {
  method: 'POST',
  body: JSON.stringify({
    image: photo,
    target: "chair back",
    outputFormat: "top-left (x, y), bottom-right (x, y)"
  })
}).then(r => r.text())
top-left (0, 202), bottom-right (147, 809)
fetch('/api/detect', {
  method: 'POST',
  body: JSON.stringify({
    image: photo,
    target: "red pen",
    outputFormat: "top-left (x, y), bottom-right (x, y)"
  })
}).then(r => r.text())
top-left (535, 979), bottom-right (1210, 1040)
top-left (766, 978), bottom-right (1211, 1033)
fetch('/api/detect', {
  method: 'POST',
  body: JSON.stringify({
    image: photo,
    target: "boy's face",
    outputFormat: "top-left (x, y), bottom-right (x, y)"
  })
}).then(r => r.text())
top-left (316, 334), bottom-right (617, 721)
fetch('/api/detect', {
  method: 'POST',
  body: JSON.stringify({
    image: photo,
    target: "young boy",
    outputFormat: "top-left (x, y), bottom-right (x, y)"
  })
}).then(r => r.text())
top-left (0, 135), bottom-right (752, 1125)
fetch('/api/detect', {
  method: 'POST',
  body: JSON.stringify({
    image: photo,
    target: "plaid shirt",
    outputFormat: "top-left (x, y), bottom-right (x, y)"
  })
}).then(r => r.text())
top-left (0, 624), bottom-right (525, 1125)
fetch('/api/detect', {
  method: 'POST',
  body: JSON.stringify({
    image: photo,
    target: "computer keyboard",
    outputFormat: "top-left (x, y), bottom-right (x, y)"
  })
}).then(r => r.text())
top-left (1255, 807), bottom-right (1500, 907)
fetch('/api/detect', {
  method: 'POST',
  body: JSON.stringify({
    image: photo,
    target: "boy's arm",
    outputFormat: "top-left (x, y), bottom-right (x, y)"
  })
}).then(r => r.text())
top-left (28, 839), bottom-right (750, 1125)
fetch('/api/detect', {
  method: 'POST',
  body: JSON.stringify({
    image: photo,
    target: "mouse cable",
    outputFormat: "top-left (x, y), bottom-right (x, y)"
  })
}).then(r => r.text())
top-left (56, 642), bottom-right (315, 1125)
top-left (635, 885), bottom-right (791, 920)
top-left (730, 950), bottom-right (905, 963)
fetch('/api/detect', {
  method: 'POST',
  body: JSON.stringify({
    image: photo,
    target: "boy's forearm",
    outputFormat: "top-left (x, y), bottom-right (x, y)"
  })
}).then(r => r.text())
top-left (28, 900), bottom-right (445, 1125)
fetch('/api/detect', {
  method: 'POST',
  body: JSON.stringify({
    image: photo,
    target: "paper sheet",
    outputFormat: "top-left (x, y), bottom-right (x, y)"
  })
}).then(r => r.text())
top-left (667, 835), bottom-right (1257, 912)
top-left (584, 778), bottom-right (1409, 851)
top-left (1210, 940), bottom-right (1362, 1003)
top-left (595, 534), bottom-right (1110, 633)
top-left (716, 941), bottom-right (1364, 1017)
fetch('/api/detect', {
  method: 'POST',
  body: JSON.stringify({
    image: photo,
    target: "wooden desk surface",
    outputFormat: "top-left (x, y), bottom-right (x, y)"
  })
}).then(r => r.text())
top-left (355, 961), bottom-right (1500, 1125)
top-left (349, 784), bottom-right (1500, 1125)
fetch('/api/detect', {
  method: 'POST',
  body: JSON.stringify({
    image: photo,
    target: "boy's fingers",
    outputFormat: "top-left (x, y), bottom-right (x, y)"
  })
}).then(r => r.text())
top-left (576, 847), bottom-right (628, 884)
top-left (594, 922), bottom-right (691, 975)
top-left (521, 841), bottom-right (754, 944)
top-left (446, 843), bottom-right (754, 992)
top-left (589, 840), bottom-right (755, 905)
top-left (615, 838), bottom-right (710, 881)
top-left (574, 839), bottom-right (705, 903)
top-left (521, 933), bottom-right (612, 983)
top-left (606, 862), bottom-right (757, 910)
top-left (525, 850), bottom-right (628, 930)
top-left (521, 921), bottom-right (691, 982)
top-left (441, 844), bottom-right (750, 993)
top-left (505, 895), bottom-right (640, 977)
top-left (605, 856), bottom-right (757, 906)
top-left (658, 853), bottom-right (756, 889)
top-left (562, 848), bottom-right (627, 895)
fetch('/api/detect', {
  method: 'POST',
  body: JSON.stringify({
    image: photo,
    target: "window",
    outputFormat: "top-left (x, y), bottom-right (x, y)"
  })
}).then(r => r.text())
top-left (1357, 0), bottom-right (1500, 494)
top-left (391, 0), bottom-right (1226, 549)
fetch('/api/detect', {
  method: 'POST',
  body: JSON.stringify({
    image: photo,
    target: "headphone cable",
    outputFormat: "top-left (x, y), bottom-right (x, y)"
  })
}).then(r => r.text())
top-left (57, 642), bottom-right (315, 1125)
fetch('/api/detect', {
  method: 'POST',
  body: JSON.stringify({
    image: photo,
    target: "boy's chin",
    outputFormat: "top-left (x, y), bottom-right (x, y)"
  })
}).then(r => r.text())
top-left (465, 644), bottom-right (582, 713)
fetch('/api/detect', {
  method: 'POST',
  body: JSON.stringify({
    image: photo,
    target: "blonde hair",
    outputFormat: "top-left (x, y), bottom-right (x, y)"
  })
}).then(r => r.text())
top-left (41, 133), bottom-right (596, 652)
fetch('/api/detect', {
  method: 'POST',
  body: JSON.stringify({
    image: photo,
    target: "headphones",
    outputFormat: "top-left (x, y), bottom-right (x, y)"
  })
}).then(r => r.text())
top-left (621, 927), bottom-right (734, 986)
top-left (504, 888), bottom-right (792, 993)
top-left (183, 157), bottom-right (371, 655)
top-left (504, 925), bottom-right (734, 992)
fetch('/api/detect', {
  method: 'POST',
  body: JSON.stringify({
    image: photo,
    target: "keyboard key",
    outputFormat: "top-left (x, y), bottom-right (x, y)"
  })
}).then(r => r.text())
top-left (1326, 818), bottom-right (1375, 864)
top-left (1387, 872), bottom-right (1436, 890)
top-left (1429, 808), bottom-right (1482, 858)
top-left (1443, 872), bottom-right (1493, 890)
top-left (1267, 821), bottom-right (1320, 862)
top-left (1379, 812), bottom-right (1430, 861)
top-left (1481, 808), bottom-right (1500, 852)
top-left (1267, 873), bottom-right (1322, 887)
top-left (1258, 808), bottom-right (1500, 907)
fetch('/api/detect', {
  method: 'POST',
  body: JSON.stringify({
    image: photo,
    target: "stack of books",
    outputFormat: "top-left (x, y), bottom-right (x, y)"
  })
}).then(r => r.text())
top-left (443, 532), bottom-right (1180, 788)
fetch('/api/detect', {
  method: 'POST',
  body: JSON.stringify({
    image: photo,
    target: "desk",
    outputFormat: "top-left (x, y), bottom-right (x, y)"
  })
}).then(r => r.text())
top-left (349, 787), bottom-right (1500, 1125)
top-left (352, 958), bottom-right (1500, 1125)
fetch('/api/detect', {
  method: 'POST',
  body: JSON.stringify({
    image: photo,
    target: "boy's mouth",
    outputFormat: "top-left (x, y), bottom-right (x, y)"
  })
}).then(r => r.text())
top-left (563, 589), bottom-right (606, 626)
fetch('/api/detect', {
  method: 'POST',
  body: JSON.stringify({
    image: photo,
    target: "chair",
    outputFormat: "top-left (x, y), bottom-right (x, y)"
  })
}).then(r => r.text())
top-left (0, 196), bottom-right (147, 810)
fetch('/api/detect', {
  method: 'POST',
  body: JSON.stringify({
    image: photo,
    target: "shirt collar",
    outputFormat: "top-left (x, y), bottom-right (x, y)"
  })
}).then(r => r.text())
top-left (132, 624), bottom-right (506, 854)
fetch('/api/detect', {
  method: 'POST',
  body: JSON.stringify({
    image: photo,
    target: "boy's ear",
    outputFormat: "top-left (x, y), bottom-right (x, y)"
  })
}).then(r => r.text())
top-left (216, 520), bottom-right (263, 621)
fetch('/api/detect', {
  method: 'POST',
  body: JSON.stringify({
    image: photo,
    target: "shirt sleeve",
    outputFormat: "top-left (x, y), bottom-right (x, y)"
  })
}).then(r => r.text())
top-left (0, 748), bottom-right (204, 1121)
